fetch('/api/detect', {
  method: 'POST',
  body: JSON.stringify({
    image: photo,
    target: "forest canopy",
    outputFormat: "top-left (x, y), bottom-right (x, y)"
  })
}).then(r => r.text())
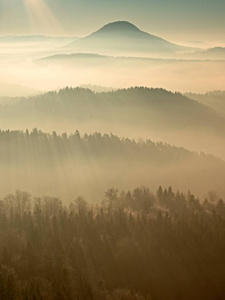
top-left (0, 187), bottom-right (225, 299)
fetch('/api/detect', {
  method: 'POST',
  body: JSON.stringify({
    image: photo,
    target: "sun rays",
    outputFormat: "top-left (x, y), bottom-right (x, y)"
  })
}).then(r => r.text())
top-left (23, 0), bottom-right (62, 34)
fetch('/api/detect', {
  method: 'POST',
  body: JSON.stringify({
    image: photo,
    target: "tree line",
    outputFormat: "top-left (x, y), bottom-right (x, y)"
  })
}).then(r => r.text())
top-left (0, 128), bottom-right (198, 165)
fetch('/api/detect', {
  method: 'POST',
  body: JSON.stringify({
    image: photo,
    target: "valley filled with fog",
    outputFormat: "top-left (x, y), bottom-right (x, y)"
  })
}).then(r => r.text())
top-left (1, 22), bottom-right (225, 97)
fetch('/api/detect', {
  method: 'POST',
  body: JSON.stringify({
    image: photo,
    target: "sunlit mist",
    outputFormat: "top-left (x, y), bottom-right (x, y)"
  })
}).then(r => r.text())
top-left (23, 0), bottom-right (62, 34)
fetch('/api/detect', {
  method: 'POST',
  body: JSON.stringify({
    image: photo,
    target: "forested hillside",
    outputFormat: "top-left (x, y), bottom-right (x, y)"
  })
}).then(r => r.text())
top-left (0, 187), bottom-right (225, 299)
top-left (1, 87), bottom-right (225, 159)
top-left (1, 87), bottom-right (224, 132)
top-left (0, 129), bottom-right (224, 199)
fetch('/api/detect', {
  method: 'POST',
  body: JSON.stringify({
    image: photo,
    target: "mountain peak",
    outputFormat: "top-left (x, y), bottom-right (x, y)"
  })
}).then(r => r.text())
top-left (66, 21), bottom-right (187, 53)
top-left (95, 21), bottom-right (141, 34)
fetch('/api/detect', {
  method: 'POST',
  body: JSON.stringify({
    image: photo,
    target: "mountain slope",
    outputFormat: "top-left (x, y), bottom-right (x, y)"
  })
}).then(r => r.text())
top-left (65, 21), bottom-right (189, 55)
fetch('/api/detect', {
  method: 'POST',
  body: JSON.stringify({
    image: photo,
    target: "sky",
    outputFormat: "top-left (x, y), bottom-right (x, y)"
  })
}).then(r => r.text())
top-left (0, 0), bottom-right (225, 44)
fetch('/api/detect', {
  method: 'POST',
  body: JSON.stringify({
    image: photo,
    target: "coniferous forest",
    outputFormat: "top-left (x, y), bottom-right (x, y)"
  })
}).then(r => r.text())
top-left (1, 187), bottom-right (225, 300)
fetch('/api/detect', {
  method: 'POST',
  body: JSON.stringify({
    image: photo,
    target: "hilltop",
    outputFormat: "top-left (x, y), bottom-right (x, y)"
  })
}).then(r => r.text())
top-left (65, 21), bottom-right (189, 55)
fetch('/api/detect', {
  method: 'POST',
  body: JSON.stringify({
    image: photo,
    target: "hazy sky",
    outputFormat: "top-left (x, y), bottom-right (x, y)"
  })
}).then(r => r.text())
top-left (0, 0), bottom-right (225, 43)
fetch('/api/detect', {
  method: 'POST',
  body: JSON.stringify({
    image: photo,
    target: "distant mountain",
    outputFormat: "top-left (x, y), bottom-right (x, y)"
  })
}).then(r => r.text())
top-left (65, 21), bottom-right (190, 55)
top-left (40, 53), bottom-right (107, 61)
top-left (38, 52), bottom-right (194, 67)
top-left (191, 47), bottom-right (225, 60)
top-left (206, 47), bottom-right (225, 53)
top-left (204, 47), bottom-right (225, 58)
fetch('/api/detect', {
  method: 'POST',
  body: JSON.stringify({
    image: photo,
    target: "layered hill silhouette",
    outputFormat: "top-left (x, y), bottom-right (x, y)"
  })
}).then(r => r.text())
top-left (1, 87), bottom-right (225, 161)
top-left (0, 88), bottom-right (225, 197)
top-left (65, 21), bottom-right (189, 55)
